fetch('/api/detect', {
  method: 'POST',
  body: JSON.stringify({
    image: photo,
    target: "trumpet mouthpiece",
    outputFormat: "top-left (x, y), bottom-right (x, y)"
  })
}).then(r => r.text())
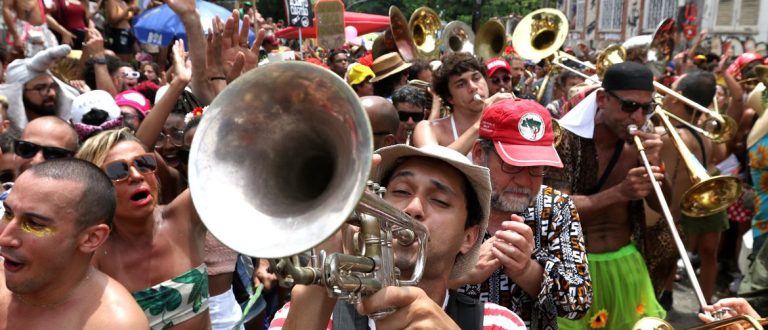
top-left (627, 124), bottom-right (639, 134)
top-left (473, 94), bottom-right (483, 102)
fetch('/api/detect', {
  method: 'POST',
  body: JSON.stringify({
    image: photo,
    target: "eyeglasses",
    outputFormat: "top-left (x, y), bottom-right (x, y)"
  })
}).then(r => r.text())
top-left (398, 111), bottom-right (425, 122)
top-left (24, 82), bottom-right (58, 96)
top-left (155, 130), bottom-right (185, 148)
top-left (123, 71), bottom-right (141, 79)
top-left (489, 75), bottom-right (512, 84)
top-left (500, 162), bottom-right (547, 177)
top-left (13, 140), bottom-right (74, 160)
top-left (606, 90), bottom-right (656, 115)
top-left (103, 154), bottom-right (158, 182)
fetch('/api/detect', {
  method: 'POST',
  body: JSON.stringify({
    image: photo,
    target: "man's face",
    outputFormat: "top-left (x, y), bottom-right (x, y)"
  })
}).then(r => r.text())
top-left (330, 53), bottom-right (349, 77)
top-left (562, 76), bottom-right (585, 96)
top-left (22, 75), bottom-right (58, 117)
top-left (0, 174), bottom-right (82, 295)
top-left (481, 149), bottom-right (542, 213)
top-left (384, 157), bottom-right (476, 278)
top-left (15, 121), bottom-right (77, 174)
top-left (486, 69), bottom-right (513, 96)
top-left (115, 66), bottom-right (138, 92)
top-left (446, 70), bottom-right (488, 114)
top-left (509, 60), bottom-right (525, 86)
top-left (394, 102), bottom-right (424, 144)
top-left (596, 89), bottom-right (654, 140)
top-left (354, 78), bottom-right (374, 97)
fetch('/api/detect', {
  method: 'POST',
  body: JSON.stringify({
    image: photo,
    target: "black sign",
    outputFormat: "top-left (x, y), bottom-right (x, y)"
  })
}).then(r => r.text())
top-left (285, 0), bottom-right (313, 28)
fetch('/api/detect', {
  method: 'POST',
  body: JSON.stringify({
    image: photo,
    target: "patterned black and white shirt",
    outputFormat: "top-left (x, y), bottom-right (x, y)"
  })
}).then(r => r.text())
top-left (458, 185), bottom-right (592, 329)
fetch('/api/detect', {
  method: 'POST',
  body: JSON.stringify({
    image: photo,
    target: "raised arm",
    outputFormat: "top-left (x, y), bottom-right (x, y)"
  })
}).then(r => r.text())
top-left (3, 0), bottom-right (23, 52)
top-left (167, 0), bottom-right (212, 105)
top-left (83, 25), bottom-right (119, 96)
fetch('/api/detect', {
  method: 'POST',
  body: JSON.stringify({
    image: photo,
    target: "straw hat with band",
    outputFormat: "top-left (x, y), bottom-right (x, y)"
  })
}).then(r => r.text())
top-left (373, 144), bottom-right (491, 280)
top-left (370, 52), bottom-right (412, 83)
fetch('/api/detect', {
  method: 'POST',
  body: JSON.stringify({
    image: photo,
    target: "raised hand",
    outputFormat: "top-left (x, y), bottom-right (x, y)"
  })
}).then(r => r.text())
top-left (448, 236), bottom-right (500, 288)
top-left (166, 0), bottom-right (196, 16)
top-left (171, 39), bottom-right (191, 84)
top-left (220, 11), bottom-right (265, 81)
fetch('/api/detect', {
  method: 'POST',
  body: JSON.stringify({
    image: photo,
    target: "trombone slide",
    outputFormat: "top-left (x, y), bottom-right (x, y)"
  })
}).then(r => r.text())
top-left (628, 124), bottom-right (709, 311)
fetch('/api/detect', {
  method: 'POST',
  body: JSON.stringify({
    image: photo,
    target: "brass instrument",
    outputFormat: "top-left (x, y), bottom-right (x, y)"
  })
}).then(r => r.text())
top-left (188, 62), bottom-right (429, 309)
top-left (634, 314), bottom-right (767, 329)
top-left (511, 8), bottom-right (569, 103)
top-left (388, 6), bottom-right (417, 62)
top-left (372, 30), bottom-right (396, 60)
top-left (475, 19), bottom-right (508, 61)
top-left (408, 7), bottom-right (441, 60)
top-left (441, 21), bottom-right (475, 54)
top-left (746, 65), bottom-right (768, 115)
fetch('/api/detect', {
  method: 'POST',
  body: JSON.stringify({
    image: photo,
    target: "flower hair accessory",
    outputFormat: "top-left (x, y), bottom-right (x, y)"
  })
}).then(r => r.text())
top-left (184, 106), bottom-right (207, 125)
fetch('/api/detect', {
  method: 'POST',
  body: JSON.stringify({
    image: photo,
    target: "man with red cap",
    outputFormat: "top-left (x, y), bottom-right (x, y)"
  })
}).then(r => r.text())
top-left (454, 99), bottom-right (591, 328)
top-left (485, 58), bottom-right (513, 96)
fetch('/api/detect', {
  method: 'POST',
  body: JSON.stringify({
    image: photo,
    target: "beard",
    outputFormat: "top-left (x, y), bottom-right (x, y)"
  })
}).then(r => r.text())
top-left (23, 94), bottom-right (57, 117)
top-left (491, 187), bottom-right (534, 213)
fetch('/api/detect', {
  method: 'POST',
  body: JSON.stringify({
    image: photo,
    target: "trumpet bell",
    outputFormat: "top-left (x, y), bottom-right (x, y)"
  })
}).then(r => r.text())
top-left (389, 6), bottom-right (417, 62)
top-left (704, 115), bottom-right (737, 144)
top-left (442, 20), bottom-right (475, 54)
top-left (475, 20), bottom-right (507, 61)
top-left (511, 8), bottom-right (568, 61)
top-left (409, 7), bottom-right (441, 60)
top-left (189, 62), bottom-right (373, 258)
top-left (372, 30), bottom-right (396, 60)
top-left (632, 317), bottom-right (673, 330)
top-left (681, 176), bottom-right (742, 217)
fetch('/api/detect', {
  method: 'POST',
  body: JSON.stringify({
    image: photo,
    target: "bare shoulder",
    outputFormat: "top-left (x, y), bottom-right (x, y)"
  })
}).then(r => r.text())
top-left (85, 272), bottom-right (148, 330)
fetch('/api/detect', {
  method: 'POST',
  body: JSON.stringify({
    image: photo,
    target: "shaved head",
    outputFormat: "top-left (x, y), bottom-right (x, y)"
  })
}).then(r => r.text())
top-left (361, 96), bottom-right (399, 150)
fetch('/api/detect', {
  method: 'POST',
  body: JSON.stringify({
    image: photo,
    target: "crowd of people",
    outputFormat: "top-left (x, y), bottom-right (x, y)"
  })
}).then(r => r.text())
top-left (0, 0), bottom-right (766, 329)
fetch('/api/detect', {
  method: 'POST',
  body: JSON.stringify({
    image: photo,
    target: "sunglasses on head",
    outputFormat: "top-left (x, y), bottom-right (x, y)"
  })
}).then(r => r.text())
top-left (398, 111), bottom-right (425, 122)
top-left (489, 75), bottom-right (512, 84)
top-left (103, 154), bottom-right (158, 182)
top-left (13, 140), bottom-right (74, 160)
top-left (606, 90), bottom-right (656, 115)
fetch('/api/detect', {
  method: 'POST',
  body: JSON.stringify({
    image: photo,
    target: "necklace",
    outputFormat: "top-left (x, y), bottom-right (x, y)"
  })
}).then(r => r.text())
top-left (13, 268), bottom-right (93, 308)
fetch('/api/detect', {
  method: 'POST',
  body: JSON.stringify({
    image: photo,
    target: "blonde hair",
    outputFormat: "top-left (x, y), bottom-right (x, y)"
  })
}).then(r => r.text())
top-left (76, 128), bottom-right (144, 167)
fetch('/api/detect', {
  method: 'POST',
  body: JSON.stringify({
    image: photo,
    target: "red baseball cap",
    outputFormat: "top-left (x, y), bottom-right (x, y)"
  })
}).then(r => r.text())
top-left (479, 99), bottom-right (563, 168)
top-left (485, 58), bottom-right (511, 77)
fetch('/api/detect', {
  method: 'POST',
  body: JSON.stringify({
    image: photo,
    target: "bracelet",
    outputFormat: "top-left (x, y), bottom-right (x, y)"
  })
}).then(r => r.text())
top-left (209, 76), bottom-right (226, 81)
top-left (92, 56), bottom-right (107, 65)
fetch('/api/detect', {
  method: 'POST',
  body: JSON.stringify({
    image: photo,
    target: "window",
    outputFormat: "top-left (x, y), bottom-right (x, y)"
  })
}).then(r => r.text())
top-left (599, 0), bottom-right (624, 31)
top-left (644, 0), bottom-right (677, 31)
top-left (575, 0), bottom-right (586, 29)
top-left (716, 0), bottom-right (760, 31)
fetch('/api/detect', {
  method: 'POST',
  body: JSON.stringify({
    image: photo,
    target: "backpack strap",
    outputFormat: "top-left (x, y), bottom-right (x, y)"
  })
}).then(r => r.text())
top-left (444, 290), bottom-right (484, 330)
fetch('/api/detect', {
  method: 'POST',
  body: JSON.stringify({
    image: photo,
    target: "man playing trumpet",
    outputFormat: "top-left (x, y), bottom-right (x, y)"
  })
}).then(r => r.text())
top-left (548, 62), bottom-right (668, 328)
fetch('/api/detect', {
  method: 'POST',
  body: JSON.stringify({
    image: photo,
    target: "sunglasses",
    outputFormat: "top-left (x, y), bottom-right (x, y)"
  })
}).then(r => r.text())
top-left (13, 140), bottom-right (74, 160)
top-left (398, 111), bottom-right (425, 122)
top-left (489, 75), bottom-right (512, 84)
top-left (606, 90), bottom-right (656, 115)
top-left (123, 71), bottom-right (141, 79)
top-left (103, 154), bottom-right (158, 182)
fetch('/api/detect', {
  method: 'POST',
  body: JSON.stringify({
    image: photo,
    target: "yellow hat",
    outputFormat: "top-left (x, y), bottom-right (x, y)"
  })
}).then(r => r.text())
top-left (347, 63), bottom-right (375, 86)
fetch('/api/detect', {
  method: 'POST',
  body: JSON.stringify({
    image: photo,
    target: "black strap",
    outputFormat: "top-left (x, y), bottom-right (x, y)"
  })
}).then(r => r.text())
top-left (444, 290), bottom-right (484, 330)
top-left (590, 139), bottom-right (625, 194)
top-left (676, 124), bottom-right (707, 167)
top-left (332, 301), bottom-right (369, 330)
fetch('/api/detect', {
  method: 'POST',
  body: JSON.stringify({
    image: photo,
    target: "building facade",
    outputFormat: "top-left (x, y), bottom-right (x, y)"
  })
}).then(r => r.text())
top-left (560, 0), bottom-right (767, 54)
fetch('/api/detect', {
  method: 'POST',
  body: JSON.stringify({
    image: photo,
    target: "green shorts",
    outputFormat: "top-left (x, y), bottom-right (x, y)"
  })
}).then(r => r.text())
top-left (681, 210), bottom-right (729, 236)
top-left (558, 244), bottom-right (666, 329)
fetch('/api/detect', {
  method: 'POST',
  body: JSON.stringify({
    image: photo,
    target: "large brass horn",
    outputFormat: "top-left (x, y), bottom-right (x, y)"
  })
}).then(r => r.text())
top-left (389, 6), bottom-right (417, 62)
top-left (511, 8), bottom-right (569, 62)
top-left (408, 7), bottom-right (441, 60)
top-left (441, 20), bottom-right (475, 54)
top-left (475, 19), bottom-right (507, 61)
top-left (647, 18), bottom-right (678, 77)
top-left (188, 62), bottom-right (428, 306)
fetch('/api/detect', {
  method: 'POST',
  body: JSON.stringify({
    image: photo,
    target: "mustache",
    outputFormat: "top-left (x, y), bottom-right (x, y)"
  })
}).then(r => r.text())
top-left (502, 187), bottom-right (532, 195)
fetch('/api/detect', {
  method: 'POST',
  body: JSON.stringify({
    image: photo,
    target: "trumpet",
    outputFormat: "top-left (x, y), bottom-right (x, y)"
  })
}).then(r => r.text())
top-left (634, 314), bottom-right (768, 329)
top-left (188, 62), bottom-right (429, 309)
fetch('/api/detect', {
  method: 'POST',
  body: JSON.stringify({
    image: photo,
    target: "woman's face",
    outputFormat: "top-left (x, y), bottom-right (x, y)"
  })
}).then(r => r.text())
top-left (143, 64), bottom-right (157, 82)
top-left (102, 140), bottom-right (159, 220)
top-left (156, 114), bottom-right (185, 170)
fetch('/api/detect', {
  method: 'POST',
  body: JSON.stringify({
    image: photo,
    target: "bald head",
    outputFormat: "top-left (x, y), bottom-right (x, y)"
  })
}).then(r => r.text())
top-left (361, 96), bottom-right (399, 150)
top-left (16, 116), bottom-right (78, 174)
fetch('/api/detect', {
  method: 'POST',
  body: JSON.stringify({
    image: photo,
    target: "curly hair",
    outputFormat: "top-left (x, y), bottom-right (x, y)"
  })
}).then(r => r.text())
top-left (432, 52), bottom-right (486, 104)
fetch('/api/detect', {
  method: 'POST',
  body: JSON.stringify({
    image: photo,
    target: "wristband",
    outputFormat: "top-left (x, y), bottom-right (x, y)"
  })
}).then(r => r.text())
top-left (93, 56), bottom-right (107, 65)
top-left (210, 76), bottom-right (226, 81)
